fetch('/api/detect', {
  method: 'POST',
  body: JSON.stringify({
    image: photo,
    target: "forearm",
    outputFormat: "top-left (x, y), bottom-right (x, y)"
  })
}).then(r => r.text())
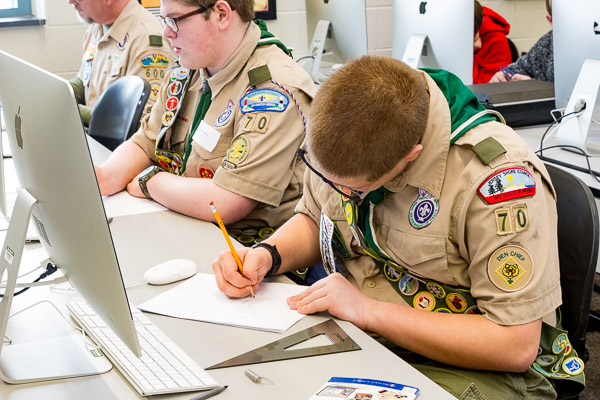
top-left (365, 301), bottom-right (541, 372)
top-left (96, 140), bottom-right (152, 195)
top-left (265, 213), bottom-right (322, 273)
top-left (145, 173), bottom-right (258, 223)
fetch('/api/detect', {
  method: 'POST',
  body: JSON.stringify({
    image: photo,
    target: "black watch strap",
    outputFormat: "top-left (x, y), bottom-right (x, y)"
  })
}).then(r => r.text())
top-left (251, 242), bottom-right (281, 278)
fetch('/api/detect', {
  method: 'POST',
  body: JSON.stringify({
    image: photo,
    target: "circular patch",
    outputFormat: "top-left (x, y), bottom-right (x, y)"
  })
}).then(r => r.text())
top-left (198, 163), bottom-right (214, 179)
top-left (487, 245), bottom-right (533, 292)
top-left (174, 68), bottom-right (189, 80)
top-left (166, 96), bottom-right (179, 111)
top-left (562, 357), bottom-right (584, 375)
top-left (227, 136), bottom-right (250, 165)
top-left (446, 293), bottom-right (467, 313)
top-left (409, 190), bottom-right (439, 229)
top-left (345, 203), bottom-right (353, 225)
top-left (552, 357), bottom-right (563, 373)
top-left (162, 111), bottom-right (175, 127)
top-left (436, 308), bottom-right (451, 313)
top-left (237, 234), bottom-right (254, 245)
top-left (258, 227), bottom-right (275, 239)
top-left (383, 265), bottom-right (401, 282)
top-left (399, 274), bottom-right (419, 296)
top-left (465, 305), bottom-right (480, 314)
top-left (533, 363), bottom-right (550, 377)
top-left (169, 81), bottom-right (183, 96)
top-left (413, 292), bottom-right (435, 311)
top-left (552, 334), bottom-right (571, 355)
top-left (426, 282), bottom-right (445, 298)
top-left (536, 355), bottom-right (557, 367)
top-left (242, 228), bottom-right (258, 236)
top-left (549, 372), bottom-right (571, 379)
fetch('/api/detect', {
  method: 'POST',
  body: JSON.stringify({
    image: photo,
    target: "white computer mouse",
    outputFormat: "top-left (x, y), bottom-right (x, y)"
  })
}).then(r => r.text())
top-left (143, 258), bottom-right (197, 285)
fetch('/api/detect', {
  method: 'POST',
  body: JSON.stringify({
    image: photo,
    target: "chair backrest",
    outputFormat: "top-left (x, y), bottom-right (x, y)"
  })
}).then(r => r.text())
top-left (545, 163), bottom-right (599, 359)
top-left (507, 37), bottom-right (519, 63)
top-left (88, 76), bottom-right (150, 151)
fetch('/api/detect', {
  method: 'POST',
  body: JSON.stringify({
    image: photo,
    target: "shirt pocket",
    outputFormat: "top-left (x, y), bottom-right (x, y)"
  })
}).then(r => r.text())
top-left (382, 228), bottom-right (455, 284)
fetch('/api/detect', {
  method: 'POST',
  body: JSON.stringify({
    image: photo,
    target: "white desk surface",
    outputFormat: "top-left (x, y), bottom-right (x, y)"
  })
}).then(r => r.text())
top-left (0, 138), bottom-right (454, 399)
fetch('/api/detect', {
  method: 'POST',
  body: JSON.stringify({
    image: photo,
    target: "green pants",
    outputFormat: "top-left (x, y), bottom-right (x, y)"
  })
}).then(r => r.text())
top-left (412, 361), bottom-right (556, 400)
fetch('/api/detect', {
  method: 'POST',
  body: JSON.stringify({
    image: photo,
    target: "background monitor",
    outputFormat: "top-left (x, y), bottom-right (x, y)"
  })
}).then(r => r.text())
top-left (304, 0), bottom-right (368, 83)
top-left (0, 50), bottom-right (139, 383)
top-left (392, 0), bottom-right (474, 85)
top-left (553, 0), bottom-right (600, 109)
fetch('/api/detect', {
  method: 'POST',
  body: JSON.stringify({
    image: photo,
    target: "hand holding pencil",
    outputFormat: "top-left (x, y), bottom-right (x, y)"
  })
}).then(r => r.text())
top-left (210, 201), bottom-right (255, 297)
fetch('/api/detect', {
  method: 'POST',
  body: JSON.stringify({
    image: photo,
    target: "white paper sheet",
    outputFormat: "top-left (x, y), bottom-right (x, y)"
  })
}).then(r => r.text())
top-left (138, 273), bottom-right (307, 333)
top-left (102, 190), bottom-right (166, 219)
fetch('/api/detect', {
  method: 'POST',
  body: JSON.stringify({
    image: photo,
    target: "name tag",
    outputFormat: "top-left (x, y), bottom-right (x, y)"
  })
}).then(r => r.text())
top-left (192, 120), bottom-right (221, 152)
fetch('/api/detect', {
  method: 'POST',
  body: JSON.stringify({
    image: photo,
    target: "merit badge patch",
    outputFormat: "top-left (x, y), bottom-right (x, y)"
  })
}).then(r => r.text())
top-left (487, 245), bottom-right (533, 292)
top-left (478, 167), bottom-right (536, 204)
top-left (117, 33), bottom-right (129, 51)
top-left (414, 292), bottom-right (435, 311)
top-left (562, 357), bottom-right (584, 375)
top-left (446, 293), bottom-right (467, 313)
top-left (171, 68), bottom-right (189, 81)
top-left (215, 100), bottom-right (234, 127)
top-left (409, 188), bottom-right (439, 229)
top-left (399, 274), bottom-right (419, 296)
top-left (240, 89), bottom-right (289, 113)
top-left (226, 135), bottom-right (250, 165)
top-left (426, 282), bottom-right (446, 298)
top-left (198, 163), bottom-right (214, 179)
top-left (384, 265), bottom-right (401, 282)
top-left (138, 51), bottom-right (170, 68)
top-left (553, 333), bottom-right (572, 355)
top-left (168, 81), bottom-right (182, 96)
top-left (162, 111), bottom-right (174, 127)
top-left (165, 96), bottom-right (179, 111)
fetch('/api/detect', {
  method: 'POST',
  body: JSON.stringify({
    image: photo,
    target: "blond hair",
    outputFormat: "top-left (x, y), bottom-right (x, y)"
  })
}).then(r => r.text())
top-left (308, 56), bottom-right (429, 181)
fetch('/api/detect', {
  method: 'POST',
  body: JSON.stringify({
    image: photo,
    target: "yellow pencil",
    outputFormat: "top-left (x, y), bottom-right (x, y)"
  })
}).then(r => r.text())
top-left (210, 201), bottom-right (255, 297)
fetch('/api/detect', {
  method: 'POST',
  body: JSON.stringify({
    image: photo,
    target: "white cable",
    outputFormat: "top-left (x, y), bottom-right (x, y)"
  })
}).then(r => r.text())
top-left (0, 275), bottom-right (68, 289)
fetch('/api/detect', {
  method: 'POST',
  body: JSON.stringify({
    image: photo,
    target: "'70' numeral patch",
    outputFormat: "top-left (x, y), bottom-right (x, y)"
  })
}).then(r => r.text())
top-left (494, 204), bottom-right (529, 235)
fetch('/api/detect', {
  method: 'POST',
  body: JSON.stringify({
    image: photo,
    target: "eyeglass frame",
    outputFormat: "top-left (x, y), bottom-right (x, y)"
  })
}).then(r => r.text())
top-left (296, 139), bottom-right (372, 203)
top-left (159, 2), bottom-right (216, 33)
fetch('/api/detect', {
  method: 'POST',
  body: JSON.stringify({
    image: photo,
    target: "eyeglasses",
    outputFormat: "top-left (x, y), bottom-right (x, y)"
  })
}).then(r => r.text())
top-left (296, 140), bottom-right (371, 203)
top-left (159, 3), bottom-right (215, 33)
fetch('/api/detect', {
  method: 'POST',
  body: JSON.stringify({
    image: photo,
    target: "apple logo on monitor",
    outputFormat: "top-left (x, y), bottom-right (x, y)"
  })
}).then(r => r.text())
top-left (15, 106), bottom-right (23, 150)
top-left (419, 1), bottom-right (427, 14)
top-left (594, 21), bottom-right (600, 35)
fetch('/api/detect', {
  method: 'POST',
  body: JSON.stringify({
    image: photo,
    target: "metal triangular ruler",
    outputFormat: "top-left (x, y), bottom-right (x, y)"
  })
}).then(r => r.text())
top-left (206, 319), bottom-right (361, 369)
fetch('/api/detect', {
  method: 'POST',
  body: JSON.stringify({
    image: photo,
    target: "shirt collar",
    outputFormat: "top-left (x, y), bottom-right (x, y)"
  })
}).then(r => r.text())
top-left (383, 71), bottom-right (450, 199)
top-left (201, 22), bottom-right (258, 100)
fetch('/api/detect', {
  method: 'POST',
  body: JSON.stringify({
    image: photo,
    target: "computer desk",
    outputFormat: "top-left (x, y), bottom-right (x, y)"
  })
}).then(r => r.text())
top-left (0, 137), bottom-right (455, 400)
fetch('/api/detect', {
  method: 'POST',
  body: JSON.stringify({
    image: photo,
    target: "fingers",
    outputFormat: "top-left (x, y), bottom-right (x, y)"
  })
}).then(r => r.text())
top-left (489, 72), bottom-right (508, 83)
top-left (212, 250), bottom-right (254, 298)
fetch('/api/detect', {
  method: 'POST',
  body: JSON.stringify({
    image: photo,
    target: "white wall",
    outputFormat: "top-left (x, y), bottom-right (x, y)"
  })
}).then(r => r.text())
top-left (0, 0), bottom-right (551, 77)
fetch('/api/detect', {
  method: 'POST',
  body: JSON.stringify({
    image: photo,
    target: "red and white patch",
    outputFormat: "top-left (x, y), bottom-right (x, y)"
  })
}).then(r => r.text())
top-left (478, 167), bottom-right (536, 204)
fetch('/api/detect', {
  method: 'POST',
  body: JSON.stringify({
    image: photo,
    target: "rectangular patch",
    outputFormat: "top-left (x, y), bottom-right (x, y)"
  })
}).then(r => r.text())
top-left (494, 207), bottom-right (514, 235)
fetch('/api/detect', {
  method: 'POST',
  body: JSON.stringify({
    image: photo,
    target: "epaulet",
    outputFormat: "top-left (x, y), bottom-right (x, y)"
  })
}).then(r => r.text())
top-left (149, 35), bottom-right (163, 47)
top-left (248, 65), bottom-right (272, 87)
top-left (471, 137), bottom-right (506, 166)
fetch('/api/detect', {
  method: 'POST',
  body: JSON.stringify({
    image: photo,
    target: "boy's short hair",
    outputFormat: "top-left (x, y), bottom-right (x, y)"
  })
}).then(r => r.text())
top-left (545, 0), bottom-right (552, 16)
top-left (179, 0), bottom-right (255, 22)
top-left (307, 55), bottom-right (429, 181)
top-left (474, 1), bottom-right (483, 35)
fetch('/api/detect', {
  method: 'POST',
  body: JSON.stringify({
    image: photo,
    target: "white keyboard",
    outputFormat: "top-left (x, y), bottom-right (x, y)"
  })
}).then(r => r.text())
top-left (67, 299), bottom-right (219, 396)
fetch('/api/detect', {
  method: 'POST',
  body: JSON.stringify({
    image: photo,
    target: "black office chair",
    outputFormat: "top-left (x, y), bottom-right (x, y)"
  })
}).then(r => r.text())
top-left (545, 164), bottom-right (599, 398)
top-left (506, 38), bottom-right (520, 63)
top-left (87, 75), bottom-right (151, 151)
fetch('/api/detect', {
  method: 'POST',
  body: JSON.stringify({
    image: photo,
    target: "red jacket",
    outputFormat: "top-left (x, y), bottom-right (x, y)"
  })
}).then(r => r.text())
top-left (473, 6), bottom-right (511, 84)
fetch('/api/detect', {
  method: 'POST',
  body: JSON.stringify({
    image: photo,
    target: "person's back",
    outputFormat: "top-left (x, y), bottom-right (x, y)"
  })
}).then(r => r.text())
top-left (473, 2), bottom-right (511, 84)
top-left (70, 0), bottom-right (175, 125)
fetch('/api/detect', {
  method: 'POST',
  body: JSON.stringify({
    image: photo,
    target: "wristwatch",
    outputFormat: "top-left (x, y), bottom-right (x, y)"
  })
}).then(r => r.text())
top-left (251, 242), bottom-right (282, 278)
top-left (137, 166), bottom-right (161, 199)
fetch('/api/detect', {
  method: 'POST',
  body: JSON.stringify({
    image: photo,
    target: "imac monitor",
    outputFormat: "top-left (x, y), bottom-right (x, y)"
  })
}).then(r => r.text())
top-left (305, 0), bottom-right (368, 83)
top-left (392, 0), bottom-right (474, 85)
top-left (553, 0), bottom-right (600, 109)
top-left (0, 50), bottom-right (140, 383)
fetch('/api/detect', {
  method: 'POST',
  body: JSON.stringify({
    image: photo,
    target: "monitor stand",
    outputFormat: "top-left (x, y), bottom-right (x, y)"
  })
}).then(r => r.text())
top-left (307, 19), bottom-right (331, 84)
top-left (0, 189), bottom-right (111, 384)
top-left (401, 33), bottom-right (428, 69)
top-left (555, 59), bottom-right (600, 155)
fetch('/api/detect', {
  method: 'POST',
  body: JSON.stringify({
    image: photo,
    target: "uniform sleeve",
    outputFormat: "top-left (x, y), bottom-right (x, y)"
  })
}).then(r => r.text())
top-left (213, 82), bottom-right (311, 207)
top-left (294, 167), bottom-right (324, 225)
top-left (462, 161), bottom-right (562, 325)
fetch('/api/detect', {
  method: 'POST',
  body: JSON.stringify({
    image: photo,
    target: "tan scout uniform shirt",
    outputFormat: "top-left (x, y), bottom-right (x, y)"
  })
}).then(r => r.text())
top-left (76, 0), bottom-right (174, 116)
top-left (132, 22), bottom-right (316, 229)
top-left (296, 71), bottom-right (561, 326)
